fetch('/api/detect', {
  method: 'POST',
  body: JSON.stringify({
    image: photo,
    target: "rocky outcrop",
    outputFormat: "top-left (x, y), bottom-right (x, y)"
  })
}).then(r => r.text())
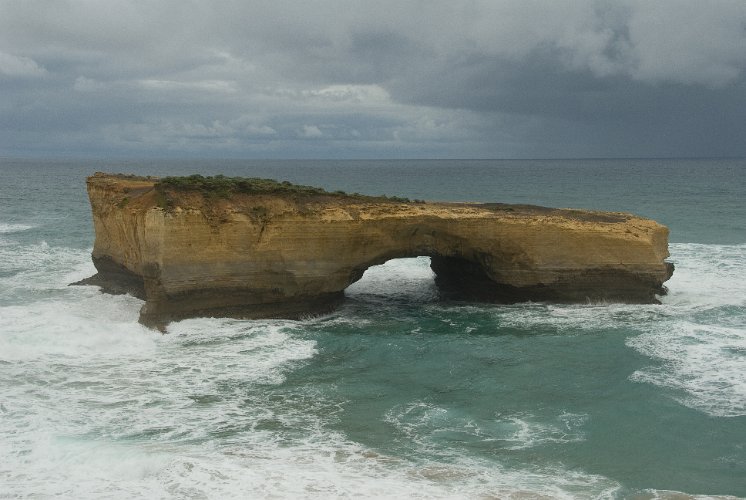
top-left (79, 173), bottom-right (674, 329)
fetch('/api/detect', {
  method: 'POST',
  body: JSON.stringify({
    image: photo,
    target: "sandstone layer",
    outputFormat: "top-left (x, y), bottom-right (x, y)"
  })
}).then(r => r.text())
top-left (80, 173), bottom-right (674, 328)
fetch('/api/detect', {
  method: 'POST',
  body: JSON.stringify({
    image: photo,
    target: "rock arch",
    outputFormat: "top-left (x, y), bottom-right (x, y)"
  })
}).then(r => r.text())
top-left (79, 173), bottom-right (674, 329)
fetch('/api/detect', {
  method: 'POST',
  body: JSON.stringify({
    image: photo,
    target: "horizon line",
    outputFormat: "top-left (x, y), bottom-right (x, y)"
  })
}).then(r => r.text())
top-left (2, 154), bottom-right (746, 162)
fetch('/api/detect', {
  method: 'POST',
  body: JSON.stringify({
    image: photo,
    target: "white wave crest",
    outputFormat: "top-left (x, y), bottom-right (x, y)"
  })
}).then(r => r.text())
top-left (628, 243), bottom-right (746, 417)
top-left (0, 427), bottom-right (620, 499)
top-left (0, 241), bottom-right (95, 300)
top-left (0, 222), bottom-right (35, 234)
top-left (662, 243), bottom-right (746, 308)
top-left (628, 320), bottom-right (746, 417)
top-left (161, 318), bottom-right (318, 386)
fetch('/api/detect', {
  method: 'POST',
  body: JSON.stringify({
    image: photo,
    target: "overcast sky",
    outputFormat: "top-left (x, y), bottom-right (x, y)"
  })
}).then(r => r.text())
top-left (2, 1), bottom-right (746, 159)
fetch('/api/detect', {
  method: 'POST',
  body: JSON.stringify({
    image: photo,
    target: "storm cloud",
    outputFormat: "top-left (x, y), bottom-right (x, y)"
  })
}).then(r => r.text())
top-left (2, 0), bottom-right (746, 158)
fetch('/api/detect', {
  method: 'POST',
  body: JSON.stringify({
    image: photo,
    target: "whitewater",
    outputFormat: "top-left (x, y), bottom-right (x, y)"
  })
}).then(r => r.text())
top-left (1, 159), bottom-right (744, 498)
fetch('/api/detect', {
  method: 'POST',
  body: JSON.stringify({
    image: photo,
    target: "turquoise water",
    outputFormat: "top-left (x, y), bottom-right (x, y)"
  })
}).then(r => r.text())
top-left (1, 159), bottom-right (744, 498)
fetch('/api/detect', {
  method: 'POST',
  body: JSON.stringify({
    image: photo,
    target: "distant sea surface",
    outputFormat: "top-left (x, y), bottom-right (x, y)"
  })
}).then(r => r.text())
top-left (1, 158), bottom-right (744, 498)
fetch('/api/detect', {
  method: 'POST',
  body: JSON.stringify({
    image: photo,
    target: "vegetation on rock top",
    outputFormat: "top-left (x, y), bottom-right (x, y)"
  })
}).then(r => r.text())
top-left (154, 174), bottom-right (415, 203)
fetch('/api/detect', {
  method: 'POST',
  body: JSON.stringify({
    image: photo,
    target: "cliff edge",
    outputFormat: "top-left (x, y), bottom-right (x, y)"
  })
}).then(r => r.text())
top-left (79, 172), bottom-right (674, 329)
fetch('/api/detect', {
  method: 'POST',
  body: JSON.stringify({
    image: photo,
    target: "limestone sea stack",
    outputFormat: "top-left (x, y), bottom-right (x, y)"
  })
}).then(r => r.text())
top-left (79, 173), bottom-right (674, 329)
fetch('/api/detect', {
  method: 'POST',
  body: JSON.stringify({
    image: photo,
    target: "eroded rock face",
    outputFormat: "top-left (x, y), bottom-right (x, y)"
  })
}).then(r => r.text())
top-left (80, 173), bottom-right (674, 328)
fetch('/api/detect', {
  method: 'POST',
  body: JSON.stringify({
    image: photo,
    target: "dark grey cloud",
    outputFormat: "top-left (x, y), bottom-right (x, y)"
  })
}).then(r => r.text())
top-left (1, 0), bottom-right (745, 158)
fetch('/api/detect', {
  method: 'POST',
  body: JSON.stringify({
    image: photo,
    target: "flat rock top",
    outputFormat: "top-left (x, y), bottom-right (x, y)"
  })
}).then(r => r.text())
top-left (88, 172), bottom-right (646, 228)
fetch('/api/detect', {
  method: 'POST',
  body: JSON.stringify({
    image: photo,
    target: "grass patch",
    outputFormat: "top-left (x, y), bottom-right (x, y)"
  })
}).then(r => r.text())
top-left (154, 174), bottom-right (415, 203)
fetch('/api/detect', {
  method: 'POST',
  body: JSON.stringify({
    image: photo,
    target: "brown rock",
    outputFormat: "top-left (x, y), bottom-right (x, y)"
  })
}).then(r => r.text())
top-left (79, 172), bottom-right (674, 329)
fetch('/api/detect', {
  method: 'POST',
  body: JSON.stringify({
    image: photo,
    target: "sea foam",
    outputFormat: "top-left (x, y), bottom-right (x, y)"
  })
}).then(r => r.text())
top-left (628, 243), bottom-right (746, 417)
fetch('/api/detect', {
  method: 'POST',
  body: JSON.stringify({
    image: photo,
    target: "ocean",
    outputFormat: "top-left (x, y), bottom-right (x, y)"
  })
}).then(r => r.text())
top-left (0, 158), bottom-right (744, 499)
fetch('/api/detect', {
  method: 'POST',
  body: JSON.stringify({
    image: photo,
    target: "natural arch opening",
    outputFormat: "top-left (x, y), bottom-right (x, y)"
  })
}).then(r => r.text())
top-left (343, 254), bottom-right (518, 305)
top-left (344, 257), bottom-right (438, 304)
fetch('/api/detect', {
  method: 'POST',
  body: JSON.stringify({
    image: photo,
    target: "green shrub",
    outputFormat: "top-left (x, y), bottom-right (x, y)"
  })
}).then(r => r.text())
top-left (153, 175), bottom-right (412, 203)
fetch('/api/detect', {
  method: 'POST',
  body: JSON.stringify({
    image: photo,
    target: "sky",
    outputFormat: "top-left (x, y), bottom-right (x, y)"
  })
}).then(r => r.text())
top-left (2, 1), bottom-right (746, 159)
